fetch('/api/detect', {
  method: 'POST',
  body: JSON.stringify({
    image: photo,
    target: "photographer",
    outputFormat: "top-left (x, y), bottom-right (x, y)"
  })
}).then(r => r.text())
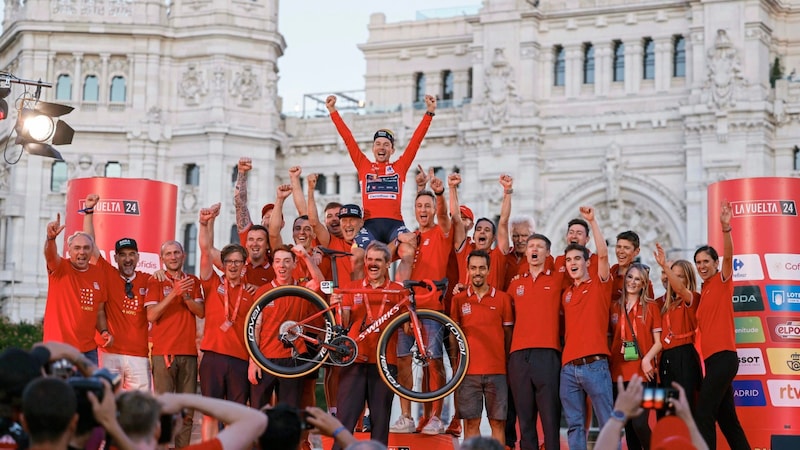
top-left (595, 374), bottom-right (707, 450)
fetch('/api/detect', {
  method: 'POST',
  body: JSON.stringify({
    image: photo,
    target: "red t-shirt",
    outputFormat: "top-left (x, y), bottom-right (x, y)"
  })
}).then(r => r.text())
top-left (330, 111), bottom-right (432, 221)
top-left (561, 275), bottom-right (613, 365)
top-left (200, 276), bottom-right (255, 361)
top-left (506, 269), bottom-right (564, 353)
top-left (554, 253), bottom-right (598, 290)
top-left (144, 272), bottom-right (203, 356)
top-left (410, 225), bottom-right (453, 311)
top-left (451, 286), bottom-right (513, 375)
top-left (96, 257), bottom-right (149, 357)
top-left (43, 258), bottom-right (108, 352)
top-left (342, 278), bottom-right (404, 365)
top-left (608, 300), bottom-right (662, 380)
top-left (609, 264), bottom-right (655, 303)
top-left (696, 272), bottom-right (736, 358)
top-left (243, 261), bottom-right (274, 288)
top-left (504, 254), bottom-right (556, 290)
top-left (254, 281), bottom-right (324, 359)
top-left (456, 243), bottom-right (506, 288)
top-left (327, 235), bottom-right (356, 288)
top-left (660, 292), bottom-right (700, 350)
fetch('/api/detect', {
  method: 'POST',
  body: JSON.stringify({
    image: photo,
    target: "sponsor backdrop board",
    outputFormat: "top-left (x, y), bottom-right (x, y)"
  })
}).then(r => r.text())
top-left (709, 178), bottom-right (800, 449)
top-left (64, 177), bottom-right (178, 274)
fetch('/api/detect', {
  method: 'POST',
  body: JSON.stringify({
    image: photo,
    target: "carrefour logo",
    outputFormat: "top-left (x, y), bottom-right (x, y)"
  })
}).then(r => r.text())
top-left (736, 348), bottom-right (766, 375)
top-left (734, 317), bottom-right (765, 344)
top-left (764, 254), bottom-right (800, 281)
top-left (732, 380), bottom-right (766, 406)
top-left (731, 286), bottom-right (764, 312)
top-left (765, 285), bottom-right (800, 312)
top-left (728, 254), bottom-right (764, 281)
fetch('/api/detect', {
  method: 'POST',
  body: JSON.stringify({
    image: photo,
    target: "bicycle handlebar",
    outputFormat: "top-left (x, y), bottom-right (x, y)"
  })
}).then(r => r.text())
top-left (317, 246), bottom-right (353, 258)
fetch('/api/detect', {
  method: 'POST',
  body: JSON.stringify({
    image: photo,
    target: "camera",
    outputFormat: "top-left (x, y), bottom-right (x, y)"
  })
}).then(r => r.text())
top-left (53, 363), bottom-right (121, 435)
top-left (642, 386), bottom-right (678, 410)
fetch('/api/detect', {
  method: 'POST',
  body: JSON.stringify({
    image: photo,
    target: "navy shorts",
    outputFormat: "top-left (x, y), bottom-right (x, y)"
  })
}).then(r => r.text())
top-left (358, 218), bottom-right (411, 248)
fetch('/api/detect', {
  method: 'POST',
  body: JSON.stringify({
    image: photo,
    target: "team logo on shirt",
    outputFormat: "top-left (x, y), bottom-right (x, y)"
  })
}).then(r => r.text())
top-left (163, 286), bottom-right (172, 296)
top-left (516, 285), bottom-right (524, 296)
top-left (461, 303), bottom-right (472, 316)
top-left (93, 282), bottom-right (100, 290)
top-left (564, 291), bottom-right (572, 303)
top-left (385, 165), bottom-right (395, 174)
top-left (217, 285), bottom-right (226, 295)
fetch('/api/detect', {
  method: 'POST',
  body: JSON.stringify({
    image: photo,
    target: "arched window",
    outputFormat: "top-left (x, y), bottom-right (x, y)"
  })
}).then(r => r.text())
top-left (50, 161), bottom-right (68, 192)
top-left (583, 43), bottom-right (595, 84)
top-left (613, 41), bottom-right (625, 82)
top-left (316, 173), bottom-right (327, 195)
top-left (466, 68), bottom-right (473, 100)
top-left (643, 38), bottom-right (655, 80)
top-left (442, 70), bottom-right (454, 101)
top-left (554, 46), bottom-right (565, 86)
top-left (231, 165), bottom-right (238, 186)
top-left (56, 75), bottom-right (72, 101)
top-left (673, 35), bottom-right (686, 77)
top-left (104, 161), bottom-right (122, 177)
top-left (414, 72), bottom-right (426, 104)
top-left (794, 146), bottom-right (800, 171)
top-left (183, 224), bottom-right (197, 274)
top-left (109, 76), bottom-right (126, 102)
top-left (230, 224), bottom-right (240, 244)
top-left (185, 164), bottom-right (200, 186)
top-left (83, 75), bottom-right (99, 102)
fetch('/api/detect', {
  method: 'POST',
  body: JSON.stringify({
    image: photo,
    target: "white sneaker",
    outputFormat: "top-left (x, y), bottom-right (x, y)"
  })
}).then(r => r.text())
top-left (389, 415), bottom-right (416, 434)
top-left (421, 416), bottom-right (444, 435)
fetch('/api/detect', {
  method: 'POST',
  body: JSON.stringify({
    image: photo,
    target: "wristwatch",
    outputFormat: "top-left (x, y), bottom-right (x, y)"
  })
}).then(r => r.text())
top-left (610, 410), bottom-right (627, 422)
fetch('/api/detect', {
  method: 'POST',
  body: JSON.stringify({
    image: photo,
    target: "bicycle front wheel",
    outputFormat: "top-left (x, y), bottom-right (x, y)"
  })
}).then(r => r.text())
top-left (376, 310), bottom-right (469, 402)
top-left (244, 285), bottom-right (336, 378)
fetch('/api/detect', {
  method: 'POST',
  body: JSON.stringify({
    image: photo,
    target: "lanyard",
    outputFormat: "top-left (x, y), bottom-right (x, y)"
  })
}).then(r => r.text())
top-left (620, 301), bottom-right (639, 340)
top-left (223, 278), bottom-right (244, 323)
top-left (664, 303), bottom-right (695, 339)
top-left (362, 280), bottom-right (388, 325)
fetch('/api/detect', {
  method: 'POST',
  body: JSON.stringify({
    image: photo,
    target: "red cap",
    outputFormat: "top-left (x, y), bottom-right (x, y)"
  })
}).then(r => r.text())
top-left (459, 205), bottom-right (475, 222)
top-left (261, 203), bottom-right (275, 218)
top-left (651, 416), bottom-right (695, 450)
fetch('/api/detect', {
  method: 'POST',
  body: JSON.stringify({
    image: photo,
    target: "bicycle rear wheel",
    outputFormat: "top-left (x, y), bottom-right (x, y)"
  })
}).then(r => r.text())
top-left (244, 285), bottom-right (336, 378)
top-left (376, 309), bottom-right (469, 402)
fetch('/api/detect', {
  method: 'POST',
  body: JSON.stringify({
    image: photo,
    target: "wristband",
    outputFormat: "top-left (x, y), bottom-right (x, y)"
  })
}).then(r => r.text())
top-left (79, 207), bottom-right (94, 215)
top-left (332, 426), bottom-right (347, 439)
top-left (434, 190), bottom-right (444, 196)
top-left (425, 111), bottom-right (435, 117)
top-left (100, 329), bottom-right (109, 335)
top-left (505, 188), bottom-right (514, 195)
top-left (722, 226), bottom-right (732, 233)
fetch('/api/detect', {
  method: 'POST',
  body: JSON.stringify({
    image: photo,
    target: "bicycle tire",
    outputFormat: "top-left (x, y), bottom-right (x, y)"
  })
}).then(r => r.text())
top-left (376, 309), bottom-right (469, 402)
top-left (244, 285), bottom-right (336, 378)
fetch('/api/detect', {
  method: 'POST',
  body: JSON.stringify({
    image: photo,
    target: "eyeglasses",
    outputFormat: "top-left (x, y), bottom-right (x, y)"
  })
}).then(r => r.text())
top-left (125, 281), bottom-right (134, 299)
top-left (223, 259), bottom-right (245, 266)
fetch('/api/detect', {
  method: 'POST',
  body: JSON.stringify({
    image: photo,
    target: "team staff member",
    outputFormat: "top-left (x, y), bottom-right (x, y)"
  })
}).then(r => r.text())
top-left (450, 174), bottom-right (512, 289)
top-left (248, 245), bottom-right (324, 409)
top-left (198, 205), bottom-right (257, 439)
top-left (145, 240), bottom-right (204, 448)
top-left (451, 250), bottom-right (513, 443)
top-left (81, 194), bottom-right (151, 391)
top-left (559, 206), bottom-right (614, 450)
top-left (506, 234), bottom-right (563, 450)
top-left (693, 202), bottom-right (750, 450)
top-left (608, 264), bottom-right (662, 450)
top-left (553, 218), bottom-right (598, 289)
top-left (610, 231), bottom-right (654, 302)
top-left (325, 94), bottom-right (436, 282)
top-left (390, 174), bottom-right (453, 435)
top-left (653, 244), bottom-right (702, 414)
top-left (503, 216), bottom-right (537, 288)
top-left (43, 213), bottom-right (110, 364)
top-left (330, 242), bottom-right (402, 449)
top-left (233, 157), bottom-right (279, 254)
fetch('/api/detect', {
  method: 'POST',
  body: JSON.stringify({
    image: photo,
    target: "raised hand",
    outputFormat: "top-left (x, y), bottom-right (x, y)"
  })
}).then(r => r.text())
top-left (579, 206), bottom-right (595, 222)
top-left (84, 194), bottom-right (100, 209)
top-left (720, 200), bottom-right (732, 228)
top-left (448, 173), bottom-right (461, 188)
top-left (306, 173), bottom-right (318, 191)
top-left (424, 94), bottom-right (437, 113)
top-left (289, 166), bottom-right (302, 180)
top-left (47, 213), bottom-right (66, 239)
top-left (276, 184), bottom-right (292, 200)
top-left (499, 174), bottom-right (513, 190)
top-left (654, 243), bottom-right (667, 269)
top-left (325, 95), bottom-right (337, 113)
top-left (238, 157), bottom-right (252, 173)
top-left (430, 172), bottom-right (444, 194)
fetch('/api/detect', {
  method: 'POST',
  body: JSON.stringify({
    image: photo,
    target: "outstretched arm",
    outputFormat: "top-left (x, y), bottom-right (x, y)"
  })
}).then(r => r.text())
top-left (307, 174), bottom-right (331, 246)
top-left (448, 173), bottom-right (466, 250)
top-left (497, 175), bottom-right (513, 255)
top-left (581, 206), bottom-right (609, 281)
top-left (326, 95), bottom-right (369, 168)
top-left (234, 158), bottom-right (254, 233)
top-left (198, 204), bottom-right (220, 281)
top-left (288, 166), bottom-right (308, 216)
top-left (654, 243), bottom-right (693, 305)
top-left (395, 94), bottom-right (437, 169)
top-left (82, 194), bottom-right (102, 260)
top-left (430, 172), bottom-right (451, 235)
top-left (45, 213), bottom-right (66, 272)
top-left (269, 184), bottom-right (292, 248)
top-left (720, 201), bottom-right (733, 281)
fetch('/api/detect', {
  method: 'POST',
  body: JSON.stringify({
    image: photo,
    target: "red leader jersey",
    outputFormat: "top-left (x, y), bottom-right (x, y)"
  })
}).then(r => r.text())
top-left (342, 278), bottom-right (404, 365)
top-left (561, 275), bottom-right (613, 365)
top-left (330, 110), bottom-right (432, 221)
top-left (409, 225), bottom-right (453, 311)
top-left (660, 291), bottom-right (700, 350)
top-left (254, 280), bottom-right (324, 359)
top-left (456, 243), bottom-right (506, 288)
top-left (144, 271), bottom-right (203, 356)
top-left (96, 257), bottom-right (149, 357)
top-left (696, 272), bottom-right (736, 359)
top-left (506, 269), bottom-right (564, 353)
top-left (608, 300), bottom-right (662, 381)
top-left (451, 286), bottom-right (514, 375)
top-left (609, 264), bottom-right (655, 303)
top-left (200, 275), bottom-right (255, 361)
top-left (43, 258), bottom-right (108, 352)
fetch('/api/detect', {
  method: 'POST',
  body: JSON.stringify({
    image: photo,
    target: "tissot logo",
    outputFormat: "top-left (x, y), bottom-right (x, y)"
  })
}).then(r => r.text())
top-left (766, 379), bottom-right (800, 407)
top-left (732, 380), bottom-right (766, 406)
top-left (765, 285), bottom-right (800, 312)
top-left (736, 348), bottom-right (766, 375)
top-left (731, 199), bottom-right (797, 217)
top-left (731, 286), bottom-right (764, 312)
top-left (727, 254), bottom-right (764, 281)
top-left (764, 254), bottom-right (800, 281)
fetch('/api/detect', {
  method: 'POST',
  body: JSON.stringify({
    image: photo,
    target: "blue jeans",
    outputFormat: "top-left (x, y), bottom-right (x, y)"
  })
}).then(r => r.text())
top-left (559, 358), bottom-right (614, 450)
top-left (83, 349), bottom-right (98, 366)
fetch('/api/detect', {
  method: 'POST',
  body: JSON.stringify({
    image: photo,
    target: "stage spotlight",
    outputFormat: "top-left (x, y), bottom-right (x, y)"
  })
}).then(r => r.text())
top-left (14, 101), bottom-right (74, 160)
top-left (0, 87), bottom-right (9, 120)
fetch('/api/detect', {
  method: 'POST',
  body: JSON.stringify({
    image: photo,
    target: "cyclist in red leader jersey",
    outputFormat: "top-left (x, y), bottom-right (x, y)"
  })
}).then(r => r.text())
top-left (325, 94), bottom-right (437, 282)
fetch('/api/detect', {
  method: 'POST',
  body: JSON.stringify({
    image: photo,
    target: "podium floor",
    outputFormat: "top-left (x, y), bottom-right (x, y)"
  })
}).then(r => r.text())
top-left (321, 431), bottom-right (458, 450)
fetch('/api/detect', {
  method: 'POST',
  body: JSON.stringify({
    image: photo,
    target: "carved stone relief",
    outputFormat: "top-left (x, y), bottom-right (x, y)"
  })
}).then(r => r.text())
top-left (705, 30), bottom-right (745, 110)
top-left (108, 0), bottom-right (132, 17)
top-left (53, 0), bottom-right (77, 15)
top-left (178, 64), bottom-right (207, 106)
top-left (231, 66), bottom-right (262, 107)
top-left (108, 57), bottom-right (128, 75)
top-left (482, 48), bottom-right (518, 126)
top-left (81, 0), bottom-right (103, 15)
top-left (54, 55), bottom-right (74, 74)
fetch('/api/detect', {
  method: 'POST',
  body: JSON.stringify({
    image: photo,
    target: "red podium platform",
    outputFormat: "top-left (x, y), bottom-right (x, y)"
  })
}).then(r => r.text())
top-left (321, 431), bottom-right (457, 450)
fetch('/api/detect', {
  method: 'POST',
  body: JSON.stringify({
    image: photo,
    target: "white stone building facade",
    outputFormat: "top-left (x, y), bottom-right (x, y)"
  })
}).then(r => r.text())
top-left (1, 0), bottom-right (799, 321)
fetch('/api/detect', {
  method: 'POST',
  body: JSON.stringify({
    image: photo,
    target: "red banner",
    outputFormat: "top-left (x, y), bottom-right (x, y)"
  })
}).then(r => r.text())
top-left (708, 178), bottom-right (800, 449)
top-left (64, 177), bottom-right (178, 274)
